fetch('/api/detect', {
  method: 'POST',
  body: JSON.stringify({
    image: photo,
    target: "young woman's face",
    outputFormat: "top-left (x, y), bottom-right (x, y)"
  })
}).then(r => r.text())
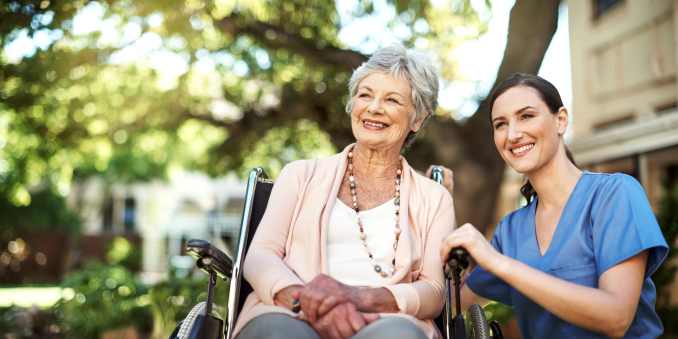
top-left (490, 86), bottom-right (567, 174)
top-left (350, 72), bottom-right (422, 151)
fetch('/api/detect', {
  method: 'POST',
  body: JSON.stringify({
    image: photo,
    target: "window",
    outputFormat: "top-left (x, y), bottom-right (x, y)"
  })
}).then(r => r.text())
top-left (591, 156), bottom-right (638, 179)
top-left (123, 197), bottom-right (136, 232)
top-left (666, 164), bottom-right (678, 186)
top-left (655, 101), bottom-right (678, 115)
top-left (592, 114), bottom-right (634, 132)
top-left (102, 199), bottom-right (114, 232)
top-left (593, 0), bottom-right (624, 18)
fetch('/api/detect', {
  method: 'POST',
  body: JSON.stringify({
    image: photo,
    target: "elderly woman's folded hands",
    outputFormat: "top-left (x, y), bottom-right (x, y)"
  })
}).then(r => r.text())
top-left (306, 299), bottom-right (378, 339)
top-left (275, 275), bottom-right (379, 339)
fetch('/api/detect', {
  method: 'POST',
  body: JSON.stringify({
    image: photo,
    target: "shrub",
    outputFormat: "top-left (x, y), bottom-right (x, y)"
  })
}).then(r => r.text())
top-left (54, 262), bottom-right (151, 339)
top-left (656, 176), bottom-right (678, 336)
top-left (148, 273), bottom-right (229, 339)
top-left (482, 301), bottom-right (514, 325)
top-left (0, 305), bottom-right (61, 338)
top-left (106, 236), bottom-right (142, 272)
top-left (0, 189), bottom-right (81, 240)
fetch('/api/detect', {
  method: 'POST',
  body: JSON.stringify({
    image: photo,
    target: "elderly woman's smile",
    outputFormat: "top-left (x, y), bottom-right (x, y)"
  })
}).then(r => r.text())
top-left (350, 71), bottom-right (419, 150)
top-left (362, 119), bottom-right (389, 130)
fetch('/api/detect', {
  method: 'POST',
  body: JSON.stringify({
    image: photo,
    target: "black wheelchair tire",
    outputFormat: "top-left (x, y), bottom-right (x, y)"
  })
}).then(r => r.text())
top-left (468, 304), bottom-right (490, 339)
top-left (489, 320), bottom-right (504, 339)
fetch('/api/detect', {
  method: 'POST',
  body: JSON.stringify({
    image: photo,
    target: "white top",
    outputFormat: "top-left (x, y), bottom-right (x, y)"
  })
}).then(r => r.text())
top-left (327, 198), bottom-right (401, 286)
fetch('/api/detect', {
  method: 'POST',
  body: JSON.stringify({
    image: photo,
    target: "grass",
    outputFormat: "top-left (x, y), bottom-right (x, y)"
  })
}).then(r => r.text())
top-left (0, 286), bottom-right (71, 308)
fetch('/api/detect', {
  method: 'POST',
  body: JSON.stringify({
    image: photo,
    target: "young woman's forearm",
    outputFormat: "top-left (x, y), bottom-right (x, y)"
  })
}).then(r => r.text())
top-left (490, 253), bottom-right (644, 337)
top-left (459, 284), bottom-right (487, 312)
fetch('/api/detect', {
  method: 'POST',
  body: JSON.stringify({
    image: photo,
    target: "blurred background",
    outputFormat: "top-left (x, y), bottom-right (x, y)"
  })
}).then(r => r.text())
top-left (0, 0), bottom-right (676, 338)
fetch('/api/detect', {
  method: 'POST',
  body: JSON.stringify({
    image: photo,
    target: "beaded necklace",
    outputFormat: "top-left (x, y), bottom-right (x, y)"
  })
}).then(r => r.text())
top-left (346, 148), bottom-right (402, 278)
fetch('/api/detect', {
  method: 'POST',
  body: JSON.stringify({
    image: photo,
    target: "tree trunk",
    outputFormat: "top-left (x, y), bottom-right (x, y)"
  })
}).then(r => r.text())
top-left (215, 0), bottom-right (562, 232)
top-left (408, 0), bottom-right (562, 231)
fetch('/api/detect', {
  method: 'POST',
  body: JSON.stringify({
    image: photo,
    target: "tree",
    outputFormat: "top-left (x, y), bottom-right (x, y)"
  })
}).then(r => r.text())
top-left (655, 169), bottom-right (678, 333)
top-left (0, 0), bottom-right (561, 231)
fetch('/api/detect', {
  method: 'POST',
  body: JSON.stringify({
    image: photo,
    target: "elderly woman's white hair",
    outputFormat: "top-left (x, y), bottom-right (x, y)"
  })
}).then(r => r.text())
top-left (345, 43), bottom-right (440, 147)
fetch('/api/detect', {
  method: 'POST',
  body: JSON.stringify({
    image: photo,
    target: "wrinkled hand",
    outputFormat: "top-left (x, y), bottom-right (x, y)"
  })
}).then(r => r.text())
top-left (311, 302), bottom-right (379, 339)
top-left (274, 285), bottom-right (304, 310)
top-left (426, 165), bottom-right (454, 194)
top-left (299, 274), bottom-right (356, 323)
top-left (440, 223), bottom-right (500, 270)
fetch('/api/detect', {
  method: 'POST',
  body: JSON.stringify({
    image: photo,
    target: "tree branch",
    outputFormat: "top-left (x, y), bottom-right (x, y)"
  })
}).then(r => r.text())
top-left (206, 1), bottom-right (562, 230)
top-left (215, 13), bottom-right (367, 71)
top-left (467, 0), bottom-right (561, 131)
top-left (407, 0), bottom-right (561, 230)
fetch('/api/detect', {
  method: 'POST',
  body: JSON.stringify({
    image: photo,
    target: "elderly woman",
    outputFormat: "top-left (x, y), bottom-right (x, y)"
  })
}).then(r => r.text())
top-left (233, 44), bottom-right (455, 339)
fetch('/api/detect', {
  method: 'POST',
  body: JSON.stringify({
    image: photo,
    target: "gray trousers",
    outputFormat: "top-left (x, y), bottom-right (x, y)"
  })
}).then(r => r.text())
top-left (235, 313), bottom-right (428, 339)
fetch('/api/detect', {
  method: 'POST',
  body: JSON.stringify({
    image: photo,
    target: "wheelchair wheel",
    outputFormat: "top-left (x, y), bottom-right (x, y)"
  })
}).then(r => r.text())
top-left (468, 304), bottom-right (490, 339)
top-left (489, 320), bottom-right (504, 339)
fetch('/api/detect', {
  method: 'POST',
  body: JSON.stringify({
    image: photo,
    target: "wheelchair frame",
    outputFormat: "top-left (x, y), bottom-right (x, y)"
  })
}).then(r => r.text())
top-left (225, 167), bottom-right (273, 338)
top-left (183, 167), bottom-right (467, 339)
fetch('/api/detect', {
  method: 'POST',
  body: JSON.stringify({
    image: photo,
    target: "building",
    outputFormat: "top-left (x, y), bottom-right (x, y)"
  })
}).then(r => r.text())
top-left (568, 0), bottom-right (678, 302)
top-left (68, 172), bottom-right (246, 283)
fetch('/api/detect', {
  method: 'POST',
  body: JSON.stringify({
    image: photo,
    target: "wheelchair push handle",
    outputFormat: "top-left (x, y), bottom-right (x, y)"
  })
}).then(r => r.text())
top-left (447, 247), bottom-right (470, 271)
top-left (430, 165), bottom-right (445, 184)
top-left (186, 239), bottom-right (234, 280)
top-left (429, 166), bottom-right (501, 339)
top-left (446, 247), bottom-right (469, 320)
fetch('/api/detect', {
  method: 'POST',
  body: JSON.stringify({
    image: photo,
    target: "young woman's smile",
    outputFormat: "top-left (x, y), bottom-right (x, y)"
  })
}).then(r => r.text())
top-left (491, 86), bottom-right (565, 174)
top-left (509, 142), bottom-right (535, 157)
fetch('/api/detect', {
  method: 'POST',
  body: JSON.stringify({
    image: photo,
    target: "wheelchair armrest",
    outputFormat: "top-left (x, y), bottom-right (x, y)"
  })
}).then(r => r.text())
top-left (186, 239), bottom-right (233, 280)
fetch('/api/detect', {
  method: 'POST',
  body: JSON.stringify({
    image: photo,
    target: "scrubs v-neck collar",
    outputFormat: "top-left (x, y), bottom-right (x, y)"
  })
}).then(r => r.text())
top-left (526, 171), bottom-right (589, 265)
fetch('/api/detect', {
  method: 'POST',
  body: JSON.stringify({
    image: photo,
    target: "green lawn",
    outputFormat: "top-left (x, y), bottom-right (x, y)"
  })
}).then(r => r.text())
top-left (0, 286), bottom-right (71, 308)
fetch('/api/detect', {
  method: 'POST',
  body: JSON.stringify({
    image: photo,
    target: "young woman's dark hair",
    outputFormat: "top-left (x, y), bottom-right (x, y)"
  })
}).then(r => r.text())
top-left (488, 73), bottom-right (577, 203)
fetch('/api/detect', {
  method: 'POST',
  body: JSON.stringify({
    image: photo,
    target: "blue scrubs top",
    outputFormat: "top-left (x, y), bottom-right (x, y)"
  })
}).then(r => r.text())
top-left (467, 172), bottom-right (669, 339)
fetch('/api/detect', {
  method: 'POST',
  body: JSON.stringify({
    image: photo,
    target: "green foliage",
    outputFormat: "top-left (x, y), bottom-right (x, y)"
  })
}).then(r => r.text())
top-left (1, 254), bottom-right (230, 338)
top-left (0, 305), bottom-right (61, 338)
top-left (482, 301), bottom-right (514, 325)
top-left (656, 176), bottom-right (678, 304)
top-left (55, 262), bottom-right (152, 339)
top-left (460, 302), bottom-right (513, 337)
top-left (656, 175), bottom-right (678, 335)
top-left (0, 188), bottom-right (80, 239)
top-left (240, 119), bottom-right (336, 177)
top-left (659, 306), bottom-right (678, 338)
top-left (148, 274), bottom-right (229, 339)
top-left (106, 236), bottom-right (142, 272)
top-left (0, 0), bottom-right (489, 205)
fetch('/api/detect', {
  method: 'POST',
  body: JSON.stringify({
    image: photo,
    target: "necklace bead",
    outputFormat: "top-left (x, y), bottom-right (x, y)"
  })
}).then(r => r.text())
top-left (346, 147), bottom-right (402, 278)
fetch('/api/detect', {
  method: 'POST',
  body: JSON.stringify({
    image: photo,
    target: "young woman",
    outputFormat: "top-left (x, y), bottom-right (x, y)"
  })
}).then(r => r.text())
top-left (440, 73), bottom-right (668, 338)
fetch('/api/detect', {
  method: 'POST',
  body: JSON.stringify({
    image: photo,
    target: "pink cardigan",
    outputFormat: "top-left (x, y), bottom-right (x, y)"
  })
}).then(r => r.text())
top-left (235, 145), bottom-right (456, 339)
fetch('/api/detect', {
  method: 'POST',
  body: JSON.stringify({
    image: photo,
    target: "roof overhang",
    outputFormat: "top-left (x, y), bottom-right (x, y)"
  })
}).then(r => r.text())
top-left (570, 109), bottom-right (678, 165)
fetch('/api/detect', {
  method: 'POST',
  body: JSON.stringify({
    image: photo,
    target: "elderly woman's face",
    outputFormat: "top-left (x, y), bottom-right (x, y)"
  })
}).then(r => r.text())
top-left (350, 72), bottom-right (421, 150)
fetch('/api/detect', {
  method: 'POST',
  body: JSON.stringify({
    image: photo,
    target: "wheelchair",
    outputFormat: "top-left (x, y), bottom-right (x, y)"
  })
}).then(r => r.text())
top-left (171, 167), bottom-right (501, 339)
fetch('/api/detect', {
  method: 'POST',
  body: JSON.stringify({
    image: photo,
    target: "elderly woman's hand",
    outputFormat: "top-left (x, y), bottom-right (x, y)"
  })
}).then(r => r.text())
top-left (311, 302), bottom-right (379, 339)
top-left (273, 285), bottom-right (304, 310)
top-left (298, 274), bottom-right (357, 323)
top-left (426, 165), bottom-right (454, 194)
